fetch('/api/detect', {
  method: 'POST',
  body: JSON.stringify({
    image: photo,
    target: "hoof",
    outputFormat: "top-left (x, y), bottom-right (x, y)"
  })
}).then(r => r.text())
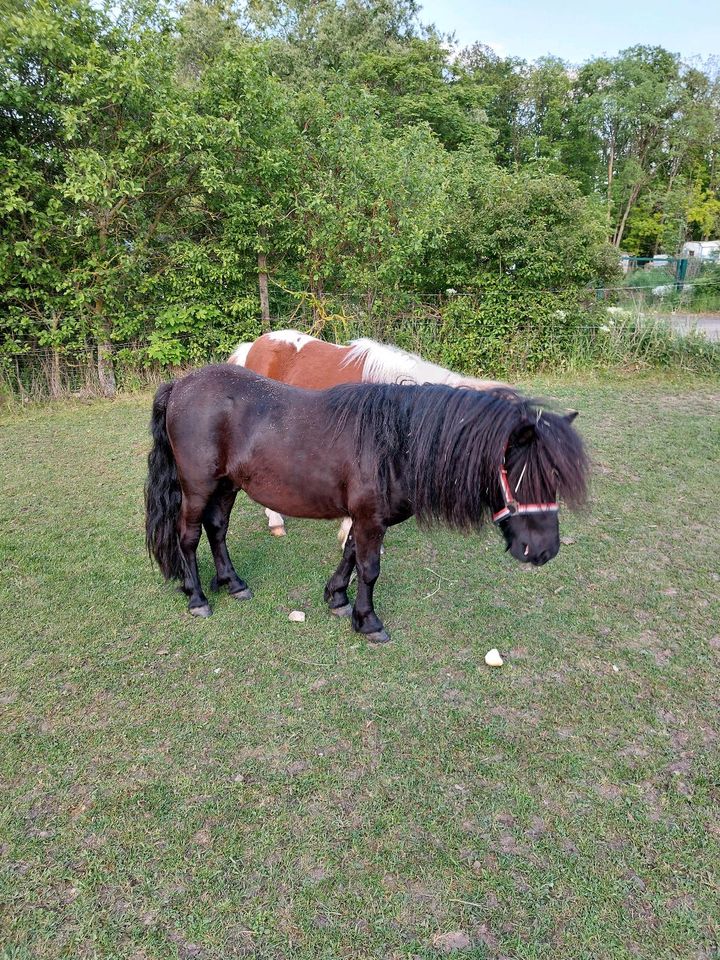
top-left (190, 604), bottom-right (212, 618)
top-left (269, 525), bottom-right (286, 537)
top-left (230, 587), bottom-right (253, 601)
top-left (330, 603), bottom-right (353, 618)
top-left (364, 629), bottom-right (391, 644)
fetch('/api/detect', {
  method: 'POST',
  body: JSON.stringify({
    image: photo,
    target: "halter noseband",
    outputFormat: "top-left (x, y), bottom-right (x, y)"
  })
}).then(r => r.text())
top-left (492, 455), bottom-right (559, 524)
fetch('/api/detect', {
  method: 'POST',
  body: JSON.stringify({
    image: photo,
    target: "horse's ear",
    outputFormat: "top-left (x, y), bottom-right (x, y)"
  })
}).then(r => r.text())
top-left (510, 422), bottom-right (536, 447)
top-left (565, 410), bottom-right (579, 423)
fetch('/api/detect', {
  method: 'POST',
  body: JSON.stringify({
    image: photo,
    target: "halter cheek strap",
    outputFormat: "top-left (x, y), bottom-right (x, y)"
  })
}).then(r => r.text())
top-left (492, 461), bottom-right (559, 524)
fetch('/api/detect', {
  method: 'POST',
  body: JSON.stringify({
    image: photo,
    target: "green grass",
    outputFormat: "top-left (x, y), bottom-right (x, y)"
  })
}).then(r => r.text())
top-left (1, 374), bottom-right (719, 960)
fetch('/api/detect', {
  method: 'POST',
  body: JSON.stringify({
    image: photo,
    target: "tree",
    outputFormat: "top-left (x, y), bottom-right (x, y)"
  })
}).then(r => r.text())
top-left (443, 137), bottom-right (617, 289)
top-left (174, 0), bottom-right (247, 84)
top-left (350, 39), bottom-right (489, 149)
top-left (289, 86), bottom-right (451, 307)
top-left (568, 46), bottom-right (699, 248)
top-left (1, 0), bottom-right (204, 393)
top-left (459, 44), bottom-right (526, 165)
top-left (161, 39), bottom-right (299, 334)
top-left (244, 0), bottom-right (426, 83)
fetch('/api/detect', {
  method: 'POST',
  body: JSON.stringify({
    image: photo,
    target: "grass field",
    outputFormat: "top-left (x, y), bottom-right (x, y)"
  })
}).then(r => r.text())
top-left (1, 374), bottom-right (719, 960)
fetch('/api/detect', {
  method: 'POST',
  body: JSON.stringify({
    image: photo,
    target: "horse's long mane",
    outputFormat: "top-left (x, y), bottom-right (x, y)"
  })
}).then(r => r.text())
top-left (344, 337), bottom-right (503, 390)
top-left (327, 382), bottom-right (588, 529)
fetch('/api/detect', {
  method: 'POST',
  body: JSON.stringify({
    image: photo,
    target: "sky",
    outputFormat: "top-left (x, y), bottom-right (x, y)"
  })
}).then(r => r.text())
top-left (418, 0), bottom-right (720, 64)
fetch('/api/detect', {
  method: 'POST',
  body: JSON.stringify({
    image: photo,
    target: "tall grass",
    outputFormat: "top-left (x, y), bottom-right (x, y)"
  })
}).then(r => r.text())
top-left (2, 303), bottom-right (719, 406)
top-left (552, 309), bottom-right (720, 375)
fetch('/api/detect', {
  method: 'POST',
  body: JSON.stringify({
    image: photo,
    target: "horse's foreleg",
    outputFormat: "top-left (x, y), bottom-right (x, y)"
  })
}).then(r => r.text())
top-left (338, 516), bottom-right (384, 554)
top-left (178, 494), bottom-right (212, 617)
top-left (351, 523), bottom-right (389, 643)
top-left (203, 488), bottom-right (252, 601)
top-left (324, 530), bottom-right (356, 617)
top-left (265, 507), bottom-right (287, 537)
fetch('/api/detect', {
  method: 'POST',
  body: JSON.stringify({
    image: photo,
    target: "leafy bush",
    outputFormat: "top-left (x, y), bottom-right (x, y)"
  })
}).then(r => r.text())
top-left (146, 300), bottom-right (263, 366)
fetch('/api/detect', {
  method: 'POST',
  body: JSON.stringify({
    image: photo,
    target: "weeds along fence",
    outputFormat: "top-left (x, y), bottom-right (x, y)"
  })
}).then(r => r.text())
top-left (2, 284), bottom-right (720, 404)
top-left (615, 255), bottom-right (720, 311)
top-left (1, 341), bottom-right (232, 403)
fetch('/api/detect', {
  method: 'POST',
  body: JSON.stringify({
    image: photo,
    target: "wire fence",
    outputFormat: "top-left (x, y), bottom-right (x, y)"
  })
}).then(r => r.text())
top-left (6, 282), bottom-right (720, 352)
top-left (2, 277), bottom-right (719, 402)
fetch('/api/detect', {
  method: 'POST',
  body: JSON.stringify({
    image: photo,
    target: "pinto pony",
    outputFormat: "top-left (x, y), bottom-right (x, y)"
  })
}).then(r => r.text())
top-left (228, 329), bottom-right (503, 391)
top-left (228, 329), bottom-right (506, 539)
top-left (145, 364), bottom-right (587, 643)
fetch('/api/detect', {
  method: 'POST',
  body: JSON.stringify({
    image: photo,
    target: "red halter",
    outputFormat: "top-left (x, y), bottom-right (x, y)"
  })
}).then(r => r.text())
top-left (492, 459), bottom-right (559, 524)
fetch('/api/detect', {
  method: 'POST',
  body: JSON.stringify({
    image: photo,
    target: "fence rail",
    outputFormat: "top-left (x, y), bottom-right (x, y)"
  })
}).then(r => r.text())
top-left (2, 283), bottom-right (719, 402)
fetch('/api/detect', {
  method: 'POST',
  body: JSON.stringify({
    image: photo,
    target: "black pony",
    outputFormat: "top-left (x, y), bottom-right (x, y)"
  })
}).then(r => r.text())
top-left (146, 364), bottom-right (588, 642)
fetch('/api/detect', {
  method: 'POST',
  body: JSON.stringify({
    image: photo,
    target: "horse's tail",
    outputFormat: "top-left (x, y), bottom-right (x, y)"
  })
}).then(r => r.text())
top-left (145, 380), bottom-right (184, 581)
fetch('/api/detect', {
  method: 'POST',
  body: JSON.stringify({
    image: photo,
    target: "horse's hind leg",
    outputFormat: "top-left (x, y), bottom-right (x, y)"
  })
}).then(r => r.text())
top-left (265, 507), bottom-right (286, 537)
top-left (178, 493), bottom-right (212, 617)
top-left (337, 517), bottom-right (352, 548)
top-left (351, 522), bottom-right (389, 644)
top-left (324, 529), bottom-right (356, 617)
top-left (204, 487), bottom-right (252, 601)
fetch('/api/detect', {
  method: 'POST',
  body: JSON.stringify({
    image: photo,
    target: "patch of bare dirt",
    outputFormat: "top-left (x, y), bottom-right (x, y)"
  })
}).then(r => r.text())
top-left (431, 930), bottom-right (472, 952)
top-left (471, 923), bottom-right (501, 955)
top-left (223, 926), bottom-right (256, 957)
top-left (406, 881), bottom-right (443, 917)
top-left (637, 782), bottom-right (666, 823)
top-left (442, 688), bottom-right (467, 706)
top-left (488, 705), bottom-right (542, 727)
top-left (618, 741), bottom-right (652, 762)
top-left (285, 760), bottom-right (310, 777)
top-left (623, 895), bottom-right (660, 931)
top-left (167, 931), bottom-right (206, 958)
top-left (526, 816), bottom-right (549, 840)
top-left (489, 831), bottom-right (527, 856)
top-left (593, 783), bottom-right (624, 801)
top-left (623, 629), bottom-right (677, 665)
top-left (192, 825), bottom-right (212, 847)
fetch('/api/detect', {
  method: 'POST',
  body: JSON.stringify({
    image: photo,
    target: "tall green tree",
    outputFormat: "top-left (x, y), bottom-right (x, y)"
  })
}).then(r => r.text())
top-left (289, 87), bottom-right (451, 307)
top-left (445, 138), bottom-right (617, 289)
top-left (568, 46), bottom-right (694, 247)
top-left (1, 0), bottom-right (204, 392)
top-left (349, 39), bottom-right (489, 149)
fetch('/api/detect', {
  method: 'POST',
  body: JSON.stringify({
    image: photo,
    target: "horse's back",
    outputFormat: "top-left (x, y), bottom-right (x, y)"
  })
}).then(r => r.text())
top-left (164, 363), bottom-right (361, 520)
top-left (241, 333), bottom-right (294, 381)
top-left (242, 330), bottom-right (364, 389)
top-left (167, 364), bottom-right (268, 432)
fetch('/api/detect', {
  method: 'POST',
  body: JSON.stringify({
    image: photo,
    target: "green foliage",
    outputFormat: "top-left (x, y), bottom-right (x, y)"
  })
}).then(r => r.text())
top-left (588, 309), bottom-right (720, 374)
top-left (349, 39), bottom-right (489, 149)
top-left (686, 177), bottom-right (720, 240)
top-left (1, 0), bottom-right (719, 393)
top-left (566, 46), bottom-right (719, 249)
top-left (146, 300), bottom-right (261, 365)
top-left (291, 88), bottom-right (452, 295)
top-left (452, 163), bottom-right (618, 289)
top-left (430, 294), bottom-right (718, 379)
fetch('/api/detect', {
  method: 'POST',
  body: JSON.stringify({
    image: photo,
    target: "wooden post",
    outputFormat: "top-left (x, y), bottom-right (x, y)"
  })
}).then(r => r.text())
top-left (94, 298), bottom-right (116, 397)
top-left (95, 225), bottom-right (116, 397)
top-left (258, 250), bottom-right (270, 330)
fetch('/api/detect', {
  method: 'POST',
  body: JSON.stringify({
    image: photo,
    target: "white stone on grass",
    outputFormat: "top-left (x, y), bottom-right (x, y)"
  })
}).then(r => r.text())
top-left (484, 648), bottom-right (504, 668)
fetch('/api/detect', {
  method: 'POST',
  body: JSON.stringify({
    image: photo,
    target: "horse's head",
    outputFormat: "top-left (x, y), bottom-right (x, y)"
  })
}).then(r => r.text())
top-left (498, 509), bottom-right (560, 565)
top-left (494, 411), bottom-right (585, 566)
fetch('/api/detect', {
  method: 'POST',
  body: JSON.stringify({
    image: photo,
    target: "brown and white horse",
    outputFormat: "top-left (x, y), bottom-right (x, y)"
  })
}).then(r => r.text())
top-left (228, 329), bottom-right (506, 540)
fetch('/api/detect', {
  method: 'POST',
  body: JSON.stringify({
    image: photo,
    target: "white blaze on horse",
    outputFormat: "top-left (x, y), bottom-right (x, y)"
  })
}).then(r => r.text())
top-left (228, 329), bottom-right (507, 541)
